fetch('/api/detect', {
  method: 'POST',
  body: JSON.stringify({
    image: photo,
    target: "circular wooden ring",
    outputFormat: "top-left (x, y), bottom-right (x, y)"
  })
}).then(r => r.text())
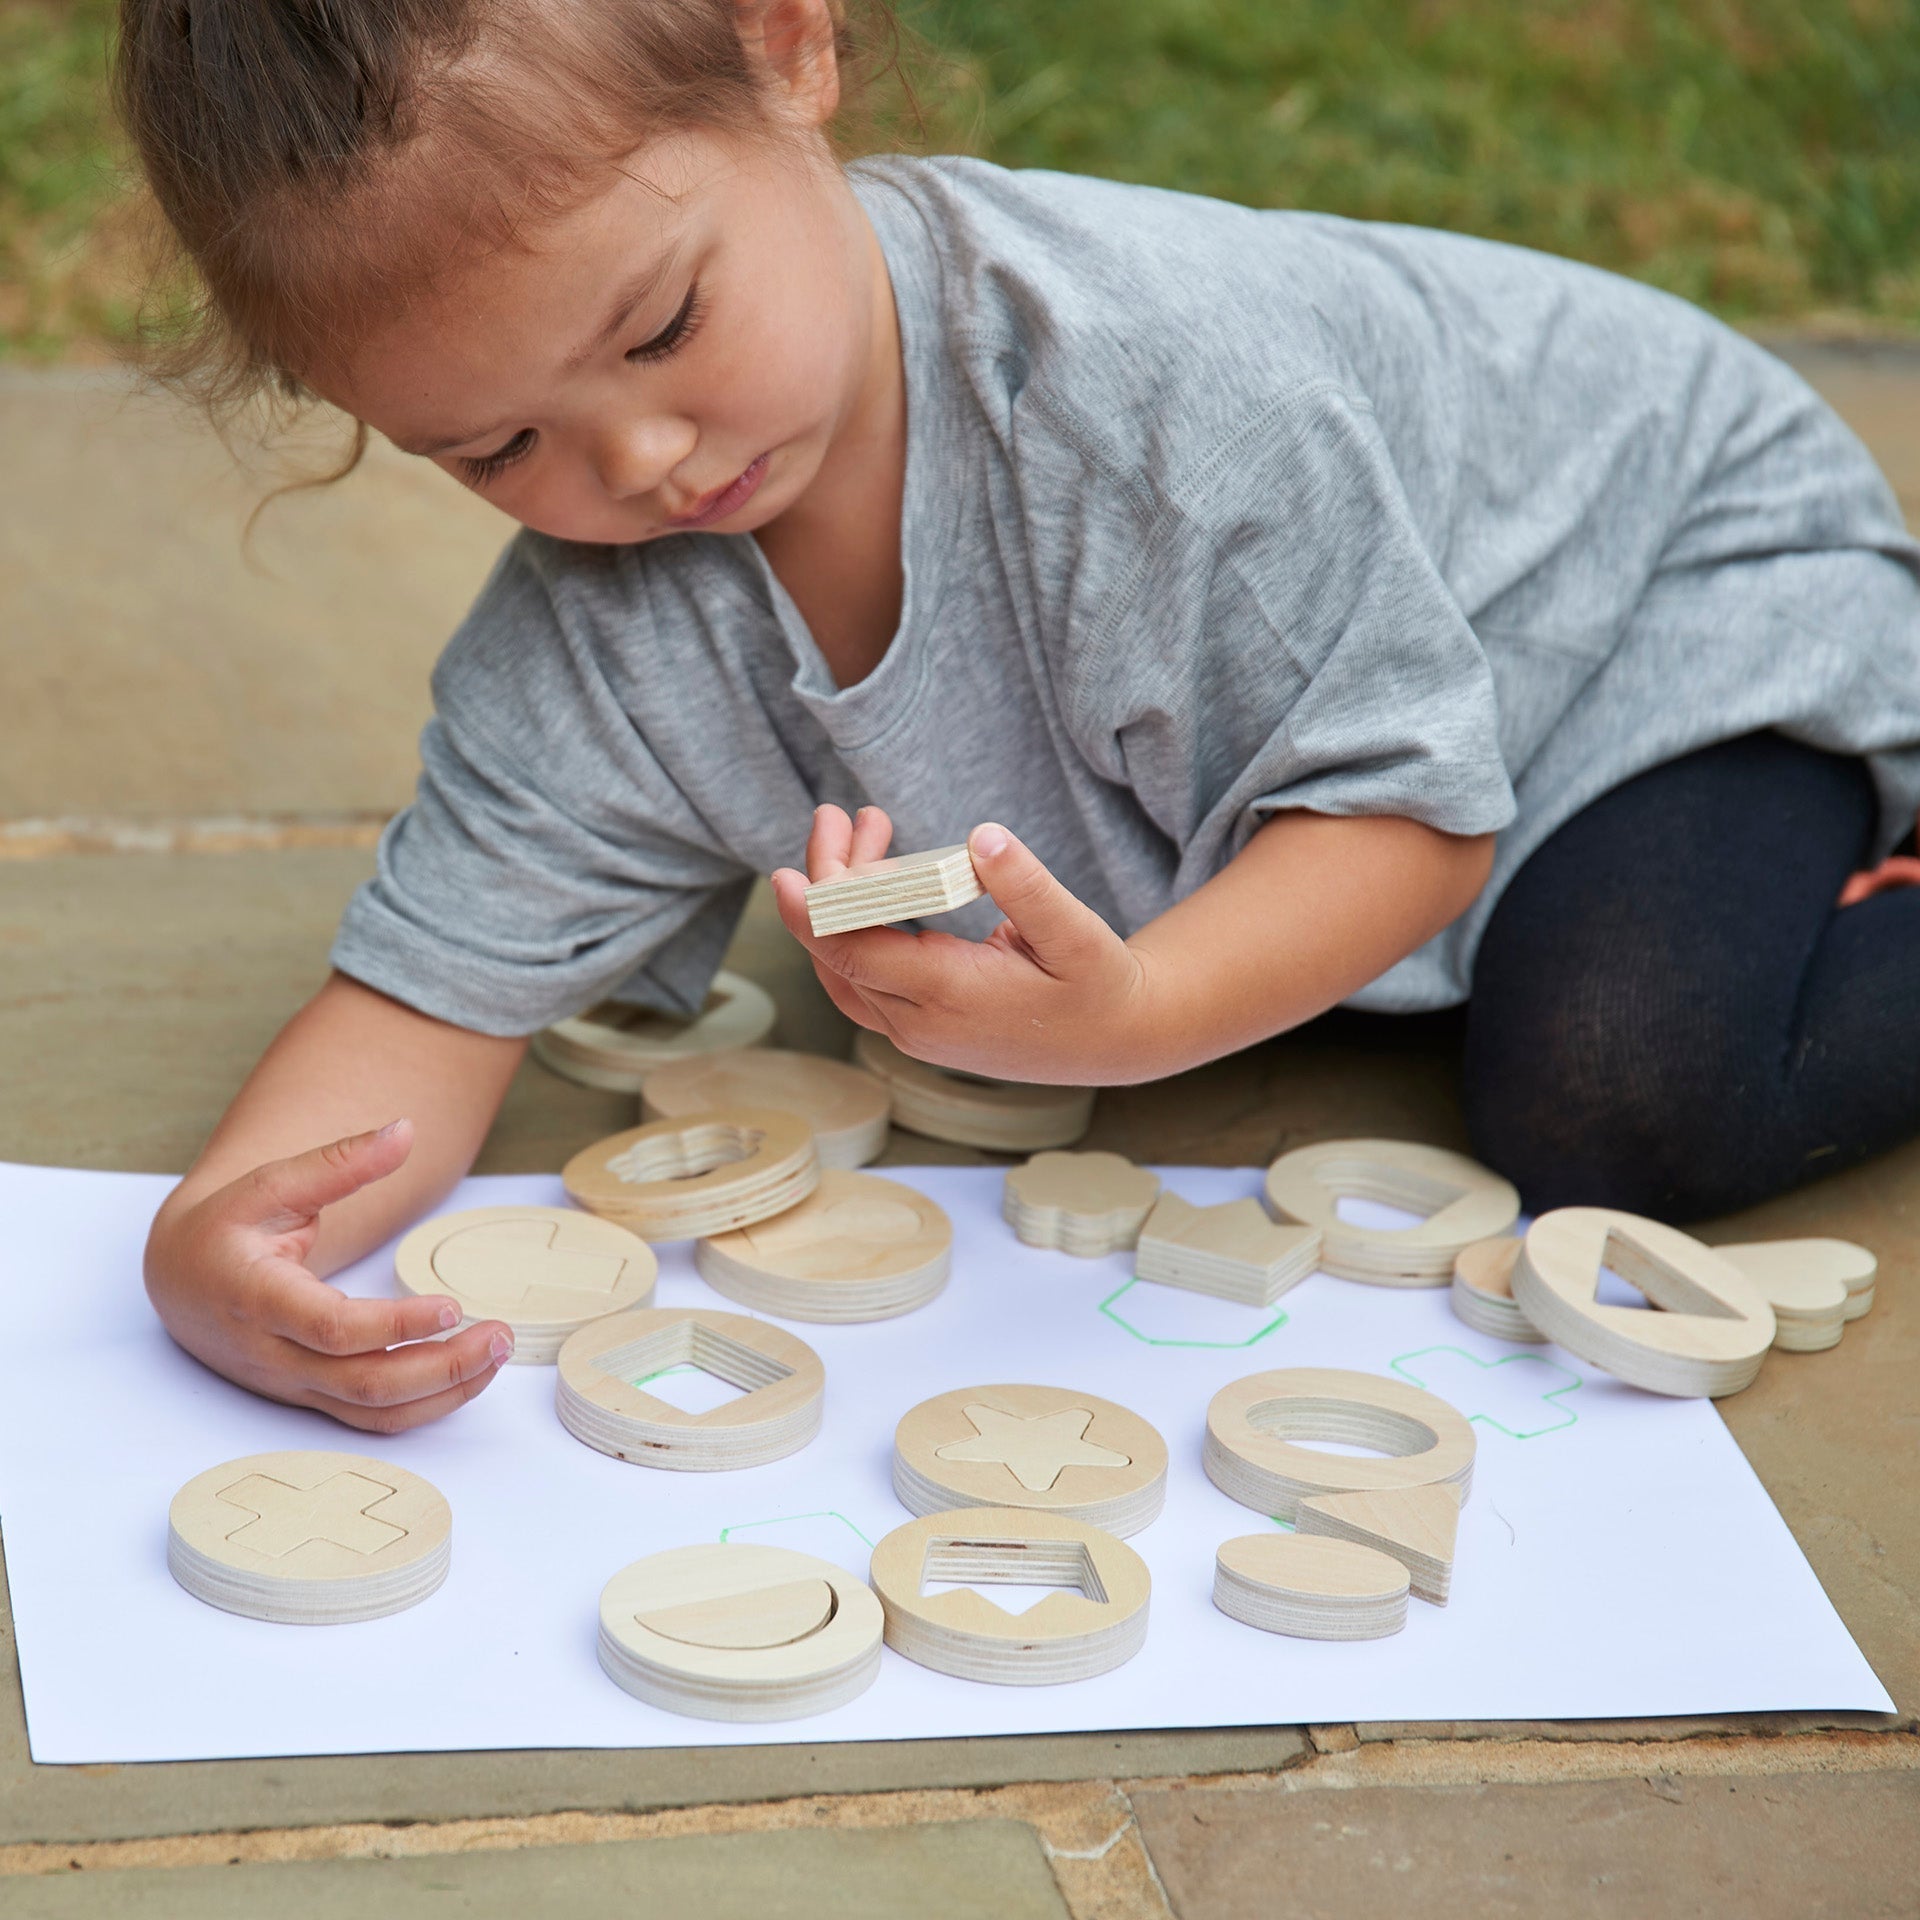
top-left (696, 1170), bottom-right (951, 1323)
top-left (1448, 1237), bottom-right (1546, 1344)
top-left (1204, 1366), bottom-right (1476, 1519)
top-left (853, 1031), bottom-right (1094, 1151)
top-left (1513, 1209), bottom-right (1776, 1397)
top-left (868, 1507), bottom-right (1150, 1685)
top-left (1264, 1139), bottom-right (1519, 1286)
top-left (598, 1543), bottom-right (883, 1722)
top-left (532, 971), bottom-right (777, 1091)
top-left (167, 1451), bottom-right (451, 1625)
top-left (555, 1307), bottom-right (824, 1470)
top-left (1213, 1532), bottom-right (1410, 1641)
top-left (643, 1048), bottom-right (890, 1170)
top-left (892, 1384), bottom-right (1168, 1536)
top-left (394, 1205), bottom-right (658, 1364)
top-left (562, 1108), bottom-right (819, 1242)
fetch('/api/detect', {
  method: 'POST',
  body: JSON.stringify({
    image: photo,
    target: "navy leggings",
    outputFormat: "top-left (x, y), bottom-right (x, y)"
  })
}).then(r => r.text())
top-left (1462, 732), bottom-right (1920, 1222)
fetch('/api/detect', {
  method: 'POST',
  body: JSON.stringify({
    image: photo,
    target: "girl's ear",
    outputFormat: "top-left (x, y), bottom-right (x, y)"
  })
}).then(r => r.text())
top-left (736, 0), bottom-right (843, 129)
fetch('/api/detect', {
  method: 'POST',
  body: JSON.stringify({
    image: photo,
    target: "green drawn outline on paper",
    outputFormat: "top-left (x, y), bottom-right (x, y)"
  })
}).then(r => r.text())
top-left (718, 1510), bottom-right (877, 1551)
top-left (1390, 1343), bottom-right (1583, 1439)
top-left (1099, 1278), bottom-right (1288, 1349)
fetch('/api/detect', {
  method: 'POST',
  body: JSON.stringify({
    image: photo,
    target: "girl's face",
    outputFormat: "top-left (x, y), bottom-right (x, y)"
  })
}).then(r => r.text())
top-left (312, 123), bottom-right (894, 546)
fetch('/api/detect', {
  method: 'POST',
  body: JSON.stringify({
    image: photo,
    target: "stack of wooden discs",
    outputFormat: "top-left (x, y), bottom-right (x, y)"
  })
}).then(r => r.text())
top-left (532, 971), bottom-right (777, 1092)
top-left (642, 1048), bottom-right (890, 1170)
top-left (393, 1205), bottom-right (658, 1364)
top-left (1002, 1151), bottom-right (1161, 1257)
top-left (563, 1108), bottom-right (819, 1241)
top-left (695, 1170), bottom-right (952, 1322)
top-left (892, 1384), bottom-right (1168, 1537)
top-left (868, 1508), bottom-right (1150, 1684)
top-left (1448, 1237), bottom-right (1546, 1344)
top-left (854, 1031), bottom-right (1094, 1150)
top-left (167, 1451), bottom-right (451, 1625)
top-left (1213, 1533), bottom-right (1410, 1641)
top-left (598, 1543), bottom-right (884, 1721)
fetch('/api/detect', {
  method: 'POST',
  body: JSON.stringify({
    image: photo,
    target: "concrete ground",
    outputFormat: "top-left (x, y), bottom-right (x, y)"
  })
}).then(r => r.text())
top-left (1, 345), bottom-right (1917, 1915)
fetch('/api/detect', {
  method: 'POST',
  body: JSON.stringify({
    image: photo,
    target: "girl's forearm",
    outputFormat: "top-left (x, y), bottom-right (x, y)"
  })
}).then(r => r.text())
top-left (159, 972), bottom-right (527, 1275)
top-left (1122, 812), bottom-right (1494, 1079)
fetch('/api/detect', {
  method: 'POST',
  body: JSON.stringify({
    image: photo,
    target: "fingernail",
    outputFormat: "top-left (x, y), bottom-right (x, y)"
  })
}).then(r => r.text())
top-left (972, 824), bottom-right (1009, 858)
top-left (437, 1303), bottom-right (460, 1330)
top-left (489, 1331), bottom-right (515, 1366)
top-left (376, 1118), bottom-right (404, 1139)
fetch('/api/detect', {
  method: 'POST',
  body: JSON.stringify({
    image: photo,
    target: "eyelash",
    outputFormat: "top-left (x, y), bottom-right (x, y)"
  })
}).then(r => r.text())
top-left (457, 281), bottom-right (707, 488)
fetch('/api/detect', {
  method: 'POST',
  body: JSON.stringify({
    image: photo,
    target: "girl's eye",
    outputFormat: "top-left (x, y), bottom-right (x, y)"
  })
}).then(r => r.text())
top-left (458, 429), bottom-right (536, 488)
top-left (627, 282), bottom-right (706, 365)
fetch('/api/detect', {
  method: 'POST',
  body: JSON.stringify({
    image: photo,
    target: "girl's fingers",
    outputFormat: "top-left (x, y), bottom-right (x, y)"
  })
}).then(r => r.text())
top-left (301, 1357), bottom-right (507, 1435)
top-left (805, 804), bottom-right (856, 879)
top-left (299, 1318), bottom-right (512, 1408)
top-left (229, 1120), bottom-right (415, 1233)
top-left (267, 1264), bottom-right (463, 1356)
top-left (967, 824), bottom-right (1114, 974)
top-left (848, 805), bottom-right (895, 866)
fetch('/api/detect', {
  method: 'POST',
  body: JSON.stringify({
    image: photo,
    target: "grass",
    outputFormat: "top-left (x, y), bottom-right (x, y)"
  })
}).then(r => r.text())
top-left (2, 0), bottom-right (1917, 359)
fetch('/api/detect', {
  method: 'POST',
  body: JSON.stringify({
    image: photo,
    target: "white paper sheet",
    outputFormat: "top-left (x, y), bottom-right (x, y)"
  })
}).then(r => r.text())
top-left (0, 1160), bottom-right (1890, 1762)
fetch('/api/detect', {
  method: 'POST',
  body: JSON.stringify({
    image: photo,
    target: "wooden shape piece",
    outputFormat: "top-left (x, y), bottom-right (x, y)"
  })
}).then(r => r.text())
top-left (599, 1544), bottom-right (882, 1721)
top-left (805, 845), bottom-right (984, 936)
top-left (1003, 1151), bottom-right (1162, 1257)
top-left (1204, 1366), bottom-right (1477, 1520)
top-left (853, 1031), bottom-right (1094, 1151)
top-left (868, 1507), bottom-right (1150, 1685)
top-left (531, 971), bottom-right (777, 1091)
top-left (1512, 1209), bottom-right (1776, 1397)
top-left (555, 1307), bottom-right (825, 1470)
top-left (642, 1048), bottom-right (890, 1170)
top-left (1213, 1533), bottom-right (1410, 1641)
top-left (1449, 1236), bottom-right (1547, 1344)
top-left (1720, 1238), bottom-right (1875, 1345)
top-left (1295, 1484), bottom-right (1462, 1605)
top-left (394, 1205), bottom-right (658, 1364)
top-left (1135, 1194), bottom-right (1322, 1306)
top-left (893, 1384), bottom-right (1168, 1536)
top-left (168, 1450), bottom-right (452, 1625)
top-left (695, 1170), bottom-right (951, 1322)
top-left (562, 1108), bottom-right (819, 1242)
top-left (1264, 1139), bottom-right (1519, 1286)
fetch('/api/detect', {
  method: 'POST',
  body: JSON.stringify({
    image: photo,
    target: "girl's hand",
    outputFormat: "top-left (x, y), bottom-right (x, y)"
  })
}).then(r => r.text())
top-left (144, 1119), bottom-right (513, 1433)
top-left (770, 807), bottom-right (1161, 1084)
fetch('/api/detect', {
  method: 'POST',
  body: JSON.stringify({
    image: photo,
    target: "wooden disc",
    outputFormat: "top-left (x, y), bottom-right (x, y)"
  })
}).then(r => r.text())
top-left (555, 1307), bottom-right (824, 1470)
top-left (643, 1049), bottom-right (890, 1170)
top-left (562, 1108), bottom-right (819, 1242)
top-left (1204, 1366), bottom-right (1476, 1520)
top-left (393, 1205), bottom-right (658, 1364)
top-left (868, 1507), bottom-right (1151, 1685)
top-left (1213, 1532), bottom-right (1410, 1640)
top-left (893, 1384), bottom-right (1168, 1537)
top-left (1002, 1152), bottom-right (1162, 1257)
top-left (1513, 1209), bottom-right (1776, 1397)
top-left (695, 1170), bottom-right (952, 1322)
top-left (532, 972), bottom-right (777, 1091)
top-left (1448, 1237), bottom-right (1546, 1344)
top-left (853, 1031), bottom-right (1094, 1151)
top-left (599, 1543), bottom-right (883, 1721)
top-left (168, 1451), bottom-right (451, 1625)
top-left (1264, 1139), bottom-right (1519, 1286)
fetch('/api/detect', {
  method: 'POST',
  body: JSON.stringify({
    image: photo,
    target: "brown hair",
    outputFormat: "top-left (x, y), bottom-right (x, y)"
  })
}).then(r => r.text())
top-left (114, 0), bottom-right (928, 462)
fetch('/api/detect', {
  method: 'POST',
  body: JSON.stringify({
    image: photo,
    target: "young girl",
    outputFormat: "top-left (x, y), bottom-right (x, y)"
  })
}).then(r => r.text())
top-left (122, 0), bottom-right (1920, 1432)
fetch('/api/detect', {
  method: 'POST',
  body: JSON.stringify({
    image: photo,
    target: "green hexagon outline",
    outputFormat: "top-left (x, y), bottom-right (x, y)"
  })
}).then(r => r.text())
top-left (1099, 1278), bottom-right (1289, 1349)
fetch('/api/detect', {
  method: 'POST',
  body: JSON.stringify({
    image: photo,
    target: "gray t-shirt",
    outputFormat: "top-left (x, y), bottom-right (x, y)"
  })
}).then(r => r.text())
top-left (334, 155), bottom-right (1920, 1033)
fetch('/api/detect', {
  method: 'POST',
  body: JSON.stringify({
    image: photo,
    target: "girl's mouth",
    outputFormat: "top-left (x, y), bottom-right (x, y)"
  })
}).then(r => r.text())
top-left (668, 452), bottom-right (770, 530)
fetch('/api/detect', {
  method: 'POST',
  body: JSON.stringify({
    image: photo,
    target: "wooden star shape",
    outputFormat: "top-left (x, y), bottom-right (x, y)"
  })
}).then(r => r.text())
top-left (934, 1404), bottom-right (1131, 1491)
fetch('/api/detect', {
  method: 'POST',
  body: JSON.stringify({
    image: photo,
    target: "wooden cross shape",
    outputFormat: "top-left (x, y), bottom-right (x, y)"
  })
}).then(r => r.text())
top-left (216, 1470), bottom-right (408, 1558)
top-left (933, 1405), bottom-right (1130, 1492)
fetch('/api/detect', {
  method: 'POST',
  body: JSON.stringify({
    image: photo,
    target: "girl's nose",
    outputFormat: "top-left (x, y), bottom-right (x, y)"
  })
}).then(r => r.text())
top-left (595, 414), bottom-right (698, 501)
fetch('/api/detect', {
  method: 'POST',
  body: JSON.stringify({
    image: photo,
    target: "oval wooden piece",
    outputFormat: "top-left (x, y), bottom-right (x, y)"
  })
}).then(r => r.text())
top-left (394, 1205), bottom-right (658, 1363)
top-left (1214, 1533), bottom-right (1410, 1641)
top-left (642, 1049), bottom-right (890, 1170)
top-left (1003, 1151), bottom-right (1162, 1257)
top-left (1204, 1366), bottom-right (1476, 1519)
top-left (562, 1108), bottom-right (819, 1242)
top-left (532, 971), bottom-right (777, 1091)
top-left (1513, 1209), bottom-right (1776, 1397)
top-left (1264, 1139), bottom-right (1519, 1286)
top-left (854, 1031), bottom-right (1094, 1151)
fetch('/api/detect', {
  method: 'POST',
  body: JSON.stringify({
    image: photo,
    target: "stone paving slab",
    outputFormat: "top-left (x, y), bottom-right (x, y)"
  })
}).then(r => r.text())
top-left (1129, 1769), bottom-right (1920, 1919)
top-left (1, 1819), bottom-right (1070, 1918)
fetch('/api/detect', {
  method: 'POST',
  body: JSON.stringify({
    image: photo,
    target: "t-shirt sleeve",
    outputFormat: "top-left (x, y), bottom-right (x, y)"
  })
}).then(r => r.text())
top-left (1069, 380), bottom-right (1517, 894)
top-left (331, 535), bottom-right (755, 1037)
